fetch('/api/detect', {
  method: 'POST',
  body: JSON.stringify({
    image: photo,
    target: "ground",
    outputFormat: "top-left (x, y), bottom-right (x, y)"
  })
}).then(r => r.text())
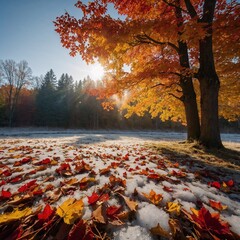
top-left (0, 129), bottom-right (239, 240)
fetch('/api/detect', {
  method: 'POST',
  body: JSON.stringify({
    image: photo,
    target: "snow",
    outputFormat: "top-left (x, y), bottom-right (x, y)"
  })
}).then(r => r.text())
top-left (0, 130), bottom-right (240, 239)
top-left (114, 225), bottom-right (154, 240)
top-left (223, 215), bottom-right (240, 235)
top-left (136, 204), bottom-right (170, 232)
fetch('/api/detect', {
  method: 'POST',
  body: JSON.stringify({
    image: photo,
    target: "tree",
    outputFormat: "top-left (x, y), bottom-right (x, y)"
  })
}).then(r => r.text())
top-left (54, 0), bottom-right (201, 141)
top-left (56, 73), bottom-right (74, 127)
top-left (54, 0), bottom-right (239, 147)
top-left (35, 69), bottom-right (58, 126)
top-left (0, 59), bottom-right (32, 127)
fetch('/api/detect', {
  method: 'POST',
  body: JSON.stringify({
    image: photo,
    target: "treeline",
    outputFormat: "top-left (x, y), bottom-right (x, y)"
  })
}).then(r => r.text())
top-left (0, 65), bottom-right (181, 130)
top-left (0, 60), bottom-right (238, 131)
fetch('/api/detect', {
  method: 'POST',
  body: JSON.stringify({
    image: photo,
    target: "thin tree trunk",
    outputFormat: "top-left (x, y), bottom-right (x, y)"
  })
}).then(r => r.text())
top-left (175, 2), bottom-right (200, 141)
top-left (181, 78), bottom-right (200, 141)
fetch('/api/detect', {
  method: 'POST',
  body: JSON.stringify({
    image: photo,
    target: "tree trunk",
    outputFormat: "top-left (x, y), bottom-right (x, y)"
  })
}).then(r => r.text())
top-left (199, 32), bottom-right (223, 148)
top-left (199, 77), bottom-right (222, 148)
top-left (175, 2), bottom-right (201, 141)
top-left (181, 79), bottom-right (200, 141)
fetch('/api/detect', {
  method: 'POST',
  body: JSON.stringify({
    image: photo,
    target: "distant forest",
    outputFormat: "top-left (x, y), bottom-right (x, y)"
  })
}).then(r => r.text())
top-left (0, 65), bottom-right (179, 130)
top-left (0, 61), bottom-right (238, 131)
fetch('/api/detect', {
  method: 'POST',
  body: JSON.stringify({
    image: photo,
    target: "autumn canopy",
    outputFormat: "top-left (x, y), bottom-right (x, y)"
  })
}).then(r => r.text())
top-left (54, 0), bottom-right (240, 148)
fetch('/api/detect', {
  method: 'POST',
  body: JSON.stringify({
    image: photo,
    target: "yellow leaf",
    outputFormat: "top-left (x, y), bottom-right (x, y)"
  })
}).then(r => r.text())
top-left (56, 198), bottom-right (84, 224)
top-left (222, 182), bottom-right (227, 188)
top-left (142, 189), bottom-right (163, 205)
top-left (80, 177), bottom-right (95, 184)
top-left (0, 208), bottom-right (32, 224)
top-left (166, 202), bottom-right (181, 215)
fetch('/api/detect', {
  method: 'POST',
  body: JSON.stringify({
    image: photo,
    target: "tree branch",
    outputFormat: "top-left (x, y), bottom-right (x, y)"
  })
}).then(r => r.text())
top-left (162, 0), bottom-right (188, 14)
top-left (184, 0), bottom-right (198, 19)
top-left (151, 81), bottom-right (180, 89)
top-left (169, 93), bottom-right (184, 102)
top-left (133, 33), bottom-right (179, 53)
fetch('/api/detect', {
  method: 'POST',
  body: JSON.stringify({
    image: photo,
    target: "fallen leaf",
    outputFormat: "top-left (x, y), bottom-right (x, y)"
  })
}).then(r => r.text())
top-left (120, 194), bottom-right (138, 211)
top-left (185, 207), bottom-right (231, 237)
top-left (166, 202), bottom-right (181, 215)
top-left (88, 192), bottom-right (100, 205)
top-left (18, 180), bottom-right (37, 193)
top-left (142, 189), bottom-right (163, 205)
top-left (209, 181), bottom-right (221, 189)
top-left (38, 204), bottom-right (54, 221)
top-left (150, 224), bottom-right (169, 238)
top-left (169, 219), bottom-right (185, 240)
top-left (68, 220), bottom-right (94, 240)
top-left (0, 207), bottom-right (32, 224)
top-left (1, 189), bottom-right (12, 199)
top-left (223, 179), bottom-right (234, 188)
top-left (163, 185), bottom-right (173, 192)
top-left (92, 204), bottom-right (106, 223)
top-left (8, 194), bottom-right (32, 205)
top-left (209, 199), bottom-right (227, 211)
top-left (99, 166), bottom-right (111, 175)
top-left (106, 205), bottom-right (122, 218)
top-left (56, 198), bottom-right (84, 224)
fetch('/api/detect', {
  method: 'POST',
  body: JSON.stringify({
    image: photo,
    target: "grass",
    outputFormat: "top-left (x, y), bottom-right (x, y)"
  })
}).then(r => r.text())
top-left (150, 141), bottom-right (240, 171)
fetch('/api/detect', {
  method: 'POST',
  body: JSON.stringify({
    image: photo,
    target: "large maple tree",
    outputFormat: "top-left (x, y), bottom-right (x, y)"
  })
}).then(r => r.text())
top-left (54, 0), bottom-right (239, 148)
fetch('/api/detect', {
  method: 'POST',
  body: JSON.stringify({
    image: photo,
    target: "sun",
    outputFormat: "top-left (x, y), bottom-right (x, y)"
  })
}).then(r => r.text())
top-left (89, 62), bottom-right (105, 81)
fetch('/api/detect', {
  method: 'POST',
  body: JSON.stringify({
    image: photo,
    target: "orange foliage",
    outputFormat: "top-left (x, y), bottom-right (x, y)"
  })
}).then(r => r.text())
top-left (54, 0), bottom-right (239, 122)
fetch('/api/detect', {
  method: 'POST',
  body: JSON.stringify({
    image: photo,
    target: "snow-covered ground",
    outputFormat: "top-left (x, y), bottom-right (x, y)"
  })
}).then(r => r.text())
top-left (0, 130), bottom-right (239, 239)
top-left (0, 128), bottom-right (239, 143)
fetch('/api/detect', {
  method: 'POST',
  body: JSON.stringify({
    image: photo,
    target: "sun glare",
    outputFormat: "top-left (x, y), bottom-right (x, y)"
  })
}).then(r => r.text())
top-left (89, 62), bottom-right (105, 81)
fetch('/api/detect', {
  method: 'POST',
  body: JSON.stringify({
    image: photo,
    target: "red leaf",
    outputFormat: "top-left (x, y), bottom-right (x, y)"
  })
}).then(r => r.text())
top-left (1, 189), bottom-right (12, 199)
top-left (18, 180), bottom-right (37, 193)
top-left (163, 186), bottom-right (173, 192)
top-left (33, 189), bottom-right (43, 195)
top-left (10, 176), bottom-right (22, 183)
top-left (68, 220), bottom-right (94, 240)
top-left (56, 163), bottom-right (71, 174)
top-left (226, 179), bottom-right (234, 187)
top-left (2, 169), bottom-right (12, 177)
top-left (209, 181), bottom-right (221, 189)
top-left (99, 193), bottom-right (109, 202)
top-left (38, 204), bottom-right (54, 221)
top-left (209, 199), bottom-right (227, 211)
top-left (190, 207), bottom-right (231, 236)
top-left (148, 173), bottom-right (161, 180)
top-left (106, 205), bottom-right (122, 218)
top-left (87, 192), bottom-right (100, 205)
top-left (41, 158), bottom-right (51, 165)
top-left (21, 157), bottom-right (31, 164)
top-left (0, 180), bottom-right (6, 186)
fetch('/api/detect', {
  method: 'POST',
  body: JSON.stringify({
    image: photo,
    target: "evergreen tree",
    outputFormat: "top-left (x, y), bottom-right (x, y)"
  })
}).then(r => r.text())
top-left (56, 73), bottom-right (74, 127)
top-left (35, 69), bottom-right (57, 126)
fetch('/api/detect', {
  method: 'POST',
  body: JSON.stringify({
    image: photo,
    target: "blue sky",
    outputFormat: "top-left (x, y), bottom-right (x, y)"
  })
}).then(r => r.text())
top-left (0, 0), bottom-right (108, 81)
